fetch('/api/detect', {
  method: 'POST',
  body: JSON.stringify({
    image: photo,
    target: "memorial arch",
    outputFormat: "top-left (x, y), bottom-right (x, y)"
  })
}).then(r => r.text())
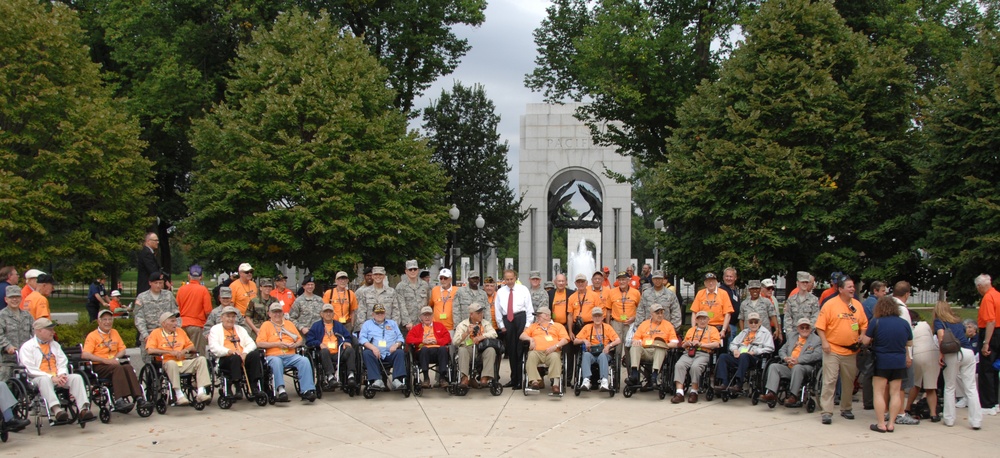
top-left (517, 103), bottom-right (632, 282)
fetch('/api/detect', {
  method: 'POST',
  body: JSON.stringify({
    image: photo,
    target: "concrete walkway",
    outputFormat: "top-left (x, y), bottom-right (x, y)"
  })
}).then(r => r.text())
top-left (6, 362), bottom-right (996, 457)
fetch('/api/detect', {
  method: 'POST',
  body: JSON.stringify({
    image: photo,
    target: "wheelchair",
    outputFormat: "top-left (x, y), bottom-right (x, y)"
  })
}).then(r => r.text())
top-left (451, 340), bottom-right (504, 397)
top-left (573, 344), bottom-right (620, 397)
top-left (406, 344), bottom-right (456, 397)
top-left (6, 355), bottom-right (94, 435)
top-left (766, 359), bottom-right (822, 412)
top-left (307, 341), bottom-right (361, 398)
top-left (520, 341), bottom-right (568, 397)
top-left (70, 346), bottom-right (153, 422)
top-left (360, 346), bottom-right (412, 399)
top-left (712, 351), bottom-right (773, 403)
top-left (210, 349), bottom-right (270, 409)
top-left (259, 347), bottom-right (320, 403)
top-left (620, 346), bottom-right (674, 399)
top-left (138, 355), bottom-right (213, 414)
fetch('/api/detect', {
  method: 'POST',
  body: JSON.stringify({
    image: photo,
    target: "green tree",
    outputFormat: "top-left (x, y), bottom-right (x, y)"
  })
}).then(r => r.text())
top-left (0, 0), bottom-right (153, 280)
top-left (421, 82), bottom-right (524, 268)
top-left (183, 9), bottom-right (447, 278)
top-left (918, 31), bottom-right (1000, 303)
top-left (323, 0), bottom-right (487, 114)
top-left (647, 0), bottom-right (917, 282)
top-left (526, 0), bottom-right (756, 165)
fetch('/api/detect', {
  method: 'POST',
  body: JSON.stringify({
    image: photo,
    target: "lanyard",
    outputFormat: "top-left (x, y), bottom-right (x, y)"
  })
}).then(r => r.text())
top-left (160, 329), bottom-right (177, 349)
top-left (226, 328), bottom-right (243, 353)
top-left (98, 328), bottom-right (116, 353)
top-left (38, 339), bottom-right (56, 372)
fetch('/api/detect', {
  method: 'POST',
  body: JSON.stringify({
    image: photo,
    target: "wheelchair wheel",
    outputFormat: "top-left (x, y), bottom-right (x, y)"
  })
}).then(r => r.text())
top-left (0, 426), bottom-right (6, 442)
top-left (6, 378), bottom-right (32, 421)
top-left (218, 395), bottom-right (232, 410)
top-left (806, 398), bottom-right (816, 413)
top-left (751, 394), bottom-right (760, 406)
top-left (193, 399), bottom-right (206, 411)
top-left (99, 407), bottom-right (111, 424)
top-left (623, 386), bottom-right (634, 398)
top-left (721, 391), bottom-right (729, 402)
top-left (363, 386), bottom-right (376, 399)
top-left (489, 382), bottom-right (503, 396)
top-left (658, 389), bottom-right (666, 400)
top-left (137, 400), bottom-right (153, 417)
top-left (767, 399), bottom-right (777, 408)
top-left (705, 389), bottom-right (715, 401)
top-left (254, 392), bottom-right (268, 407)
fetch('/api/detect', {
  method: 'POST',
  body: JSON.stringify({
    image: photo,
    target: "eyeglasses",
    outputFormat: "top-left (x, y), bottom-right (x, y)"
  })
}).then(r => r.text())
top-left (748, 320), bottom-right (760, 324)
top-left (765, 287), bottom-right (775, 290)
top-left (407, 268), bottom-right (418, 271)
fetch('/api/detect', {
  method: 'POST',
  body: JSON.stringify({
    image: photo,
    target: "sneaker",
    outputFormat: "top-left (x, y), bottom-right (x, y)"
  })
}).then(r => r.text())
top-left (371, 379), bottom-right (386, 391)
top-left (391, 378), bottom-right (404, 390)
top-left (175, 395), bottom-right (190, 406)
top-left (671, 393), bottom-right (684, 404)
top-left (581, 379), bottom-right (592, 391)
top-left (956, 398), bottom-right (967, 408)
top-left (985, 406), bottom-right (999, 416)
top-left (599, 378), bottom-right (610, 391)
top-left (895, 412), bottom-right (920, 425)
top-left (841, 410), bottom-right (855, 420)
top-left (821, 413), bottom-right (832, 425)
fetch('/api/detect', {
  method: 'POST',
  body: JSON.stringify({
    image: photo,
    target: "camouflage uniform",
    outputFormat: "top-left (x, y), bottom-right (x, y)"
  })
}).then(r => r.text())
top-left (453, 286), bottom-right (488, 326)
top-left (395, 278), bottom-right (428, 327)
top-left (0, 306), bottom-right (33, 379)
top-left (636, 286), bottom-right (682, 329)
top-left (247, 294), bottom-right (278, 337)
top-left (783, 292), bottom-right (820, 337)
top-left (356, 286), bottom-right (404, 328)
top-left (133, 289), bottom-right (179, 363)
top-left (529, 287), bottom-right (549, 311)
top-left (739, 297), bottom-right (776, 324)
top-left (288, 293), bottom-right (324, 331)
top-left (203, 306), bottom-right (248, 337)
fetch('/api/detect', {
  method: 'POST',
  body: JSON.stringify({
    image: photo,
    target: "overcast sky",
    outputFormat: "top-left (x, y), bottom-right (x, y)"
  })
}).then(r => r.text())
top-left (411, 0), bottom-right (552, 191)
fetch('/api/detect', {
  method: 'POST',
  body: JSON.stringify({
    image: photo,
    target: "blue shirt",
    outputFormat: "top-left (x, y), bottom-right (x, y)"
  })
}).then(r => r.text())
top-left (88, 282), bottom-right (106, 308)
top-left (0, 281), bottom-right (10, 305)
top-left (933, 319), bottom-right (974, 351)
top-left (861, 296), bottom-right (877, 320)
top-left (865, 316), bottom-right (912, 370)
top-left (359, 318), bottom-right (404, 358)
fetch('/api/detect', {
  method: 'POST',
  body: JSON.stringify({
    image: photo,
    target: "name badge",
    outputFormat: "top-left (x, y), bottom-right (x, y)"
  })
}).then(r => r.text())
top-left (439, 313), bottom-right (447, 320)
top-left (339, 317), bottom-right (347, 323)
top-left (740, 347), bottom-right (749, 354)
top-left (176, 361), bottom-right (183, 367)
top-left (544, 335), bottom-right (554, 342)
top-left (644, 338), bottom-right (653, 346)
top-left (378, 340), bottom-right (387, 347)
top-left (620, 314), bottom-right (628, 321)
top-left (465, 338), bottom-right (473, 346)
top-left (707, 311), bottom-right (715, 318)
top-left (851, 323), bottom-right (859, 331)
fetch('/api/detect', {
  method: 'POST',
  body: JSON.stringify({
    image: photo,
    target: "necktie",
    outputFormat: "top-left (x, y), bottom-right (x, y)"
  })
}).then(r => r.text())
top-left (507, 288), bottom-right (514, 322)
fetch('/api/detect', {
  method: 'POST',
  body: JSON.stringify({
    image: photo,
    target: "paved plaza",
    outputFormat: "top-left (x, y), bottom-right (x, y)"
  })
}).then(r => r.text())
top-left (5, 361), bottom-right (996, 457)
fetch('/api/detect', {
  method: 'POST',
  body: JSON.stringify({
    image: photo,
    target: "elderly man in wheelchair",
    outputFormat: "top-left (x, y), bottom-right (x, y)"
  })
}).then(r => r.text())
top-left (81, 309), bottom-right (147, 414)
top-left (18, 318), bottom-right (96, 424)
top-left (761, 317), bottom-right (822, 407)
top-left (208, 305), bottom-right (265, 403)
top-left (145, 311), bottom-right (213, 406)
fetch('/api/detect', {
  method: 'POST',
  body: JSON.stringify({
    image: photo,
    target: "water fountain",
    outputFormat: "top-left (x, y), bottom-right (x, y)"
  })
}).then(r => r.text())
top-left (567, 238), bottom-right (596, 287)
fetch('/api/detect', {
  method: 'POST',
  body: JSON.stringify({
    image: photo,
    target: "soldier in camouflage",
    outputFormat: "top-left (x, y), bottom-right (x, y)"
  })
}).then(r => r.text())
top-left (783, 271), bottom-right (820, 338)
top-left (453, 270), bottom-right (488, 326)
top-left (247, 278), bottom-right (279, 337)
top-left (203, 287), bottom-right (248, 335)
top-left (0, 285), bottom-right (33, 380)
top-left (395, 260), bottom-right (428, 329)
top-left (636, 270), bottom-right (682, 329)
top-left (356, 266), bottom-right (405, 329)
top-left (133, 271), bottom-right (179, 363)
top-left (739, 281), bottom-right (776, 329)
top-left (289, 275), bottom-right (324, 335)
top-left (528, 271), bottom-right (549, 311)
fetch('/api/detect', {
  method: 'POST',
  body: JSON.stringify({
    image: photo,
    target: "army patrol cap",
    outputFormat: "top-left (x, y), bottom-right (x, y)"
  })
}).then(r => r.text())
top-left (796, 271), bottom-right (811, 282)
top-left (529, 271), bottom-right (541, 279)
top-left (5, 285), bottom-right (21, 297)
top-left (651, 270), bottom-right (665, 279)
top-left (220, 287), bottom-right (233, 299)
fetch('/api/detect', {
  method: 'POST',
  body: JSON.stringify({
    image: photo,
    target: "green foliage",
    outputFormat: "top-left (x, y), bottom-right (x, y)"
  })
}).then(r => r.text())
top-left (919, 30), bottom-right (1000, 302)
top-left (55, 315), bottom-right (138, 349)
top-left (184, 9), bottom-right (447, 278)
top-left (421, 82), bottom-right (525, 267)
top-left (648, 0), bottom-right (918, 282)
top-left (0, 0), bottom-right (153, 281)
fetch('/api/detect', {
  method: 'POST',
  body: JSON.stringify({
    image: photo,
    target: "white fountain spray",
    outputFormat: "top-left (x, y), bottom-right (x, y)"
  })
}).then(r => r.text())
top-left (567, 238), bottom-right (596, 287)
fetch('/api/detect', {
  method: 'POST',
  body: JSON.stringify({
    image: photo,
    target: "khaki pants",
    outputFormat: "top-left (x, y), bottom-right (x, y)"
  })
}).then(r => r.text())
top-left (457, 346), bottom-right (497, 378)
top-left (674, 352), bottom-right (710, 387)
top-left (821, 352), bottom-right (858, 415)
top-left (183, 326), bottom-right (207, 356)
top-left (629, 346), bottom-right (667, 371)
top-left (526, 350), bottom-right (562, 382)
top-left (611, 321), bottom-right (629, 345)
top-left (162, 357), bottom-right (211, 389)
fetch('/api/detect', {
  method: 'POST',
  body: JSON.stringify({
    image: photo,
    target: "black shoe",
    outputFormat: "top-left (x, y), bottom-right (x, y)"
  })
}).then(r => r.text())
top-left (276, 391), bottom-right (290, 403)
top-left (78, 409), bottom-right (96, 423)
top-left (54, 410), bottom-right (69, 423)
top-left (503, 380), bottom-right (517, 388)
top-left (347, 372), bottom-right (356, 387)
top-left (863, 404), bottom-right (875, 410)
top-left (233, 386), bottom-right (244, 400)
top-left (113, 399), bottom-right (134, 412)
top-left (302, 390), bottom-right (317, 402)
top-left (6, 418), bottom-right (30, 432)
top-left (841, 410), bottom-right (855, 420)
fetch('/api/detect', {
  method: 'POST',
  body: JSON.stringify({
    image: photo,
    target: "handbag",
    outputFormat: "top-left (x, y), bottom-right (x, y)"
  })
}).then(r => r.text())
top-left (476, 338), bottom-right (502, 353)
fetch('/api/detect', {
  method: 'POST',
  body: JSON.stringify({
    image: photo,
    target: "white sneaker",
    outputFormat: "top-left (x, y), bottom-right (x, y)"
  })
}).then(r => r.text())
top-left (956, 398), bottom-right (967, 408)
top-left (371, 379), bottom-right (385, 390)
top-left (986, 406), bottom-right (999, 416)
top-left (599, 378), bottom-right (610, 391)
top-left (195, 392), bottom-right (211, 403)
top-left (175, 395), bottom-right (190, 406)
top-left (581, 379), bottom-right (592, 391)
top-left (391, 378), bottom-right (404, 390)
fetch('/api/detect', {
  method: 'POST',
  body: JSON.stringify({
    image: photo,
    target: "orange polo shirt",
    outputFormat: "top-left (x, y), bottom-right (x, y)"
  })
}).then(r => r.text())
top-left (176, 280), bottom-right (213, 328)
top-left (550, 289), bottom-right (571, 325)
top-left (25, 291), bottom-right (50, 319)
top-left (271, 288), bottom-right (297, 314)
top-left (690, 289), bottom-right (733, 326)
top-left (83, 328), bottom-right (126, 360)
top-left (815, 295), bottom-right (868, 355)
top-left (634, 320), bottom-right (679, 347)
top-left (320, 322), bottom-right (340, 354)
top-left (608, 287), bottom-right (641, 322)
top-left (228, 280), bottom-right (258, 315)
top-left (977, 287), bottom-right (1000, 328)
top-left (323, 288), bottom-right (358, 324)
top-left (430, 286), bottom-right (456, 330)
top-left (683, 325), bottom-right (722, 348)
top-left (576, 322), bottom-right (619, 346)
top-left (256, 320), bottom-right (301, 357)
top-left (524, 321), bottom-right (569, 352)
top-left (569, 289), bottom-right (602, 323)
top-left (145, 328), bottom-right (194, 363)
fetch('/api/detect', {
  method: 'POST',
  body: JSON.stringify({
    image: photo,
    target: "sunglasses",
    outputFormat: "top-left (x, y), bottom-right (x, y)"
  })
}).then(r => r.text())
top-left (748, 320), bottom-right (760, 324)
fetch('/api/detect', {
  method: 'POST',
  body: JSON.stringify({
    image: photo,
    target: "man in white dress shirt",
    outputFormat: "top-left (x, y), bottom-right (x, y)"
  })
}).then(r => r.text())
top-left (494, 269), bottom-right (534, 388)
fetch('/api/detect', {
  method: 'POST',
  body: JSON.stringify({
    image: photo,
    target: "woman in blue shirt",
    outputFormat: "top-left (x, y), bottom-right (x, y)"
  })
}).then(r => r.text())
top-left (934, 301), bottom-right (983, 429)
top-left (861, 297), bottom-right (912, 433)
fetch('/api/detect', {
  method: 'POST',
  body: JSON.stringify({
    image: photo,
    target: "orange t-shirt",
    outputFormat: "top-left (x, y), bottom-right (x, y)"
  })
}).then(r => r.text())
top-left (109, 298), bottom-right (123, 312)
top-left (320, 322), bottom-right (340, 354)
top-left (83, 328), bottom-right (126, 360)
top-left (221, 327), bottom-right (246, 354)
top-left (524, 321), bottom-right (569, 352)
top-left (20, 285), bottom-right (34, 304)
top-left (430, 286), bottom-right (456, 330)
top-left (569, 289), bottom-right (603, 323)
top-left (690, 289), bottom-right (734, 326)
top-left (38, 342), bottom-right (59, 375)
top-left (575, 322), bottom-right (619, 347)
top-left (819, 286), bottom-right (838, 305)
top-left (608, 287), bottom-right (641, 322)
top-left (790, 336), bottom-right (807, 363)
top-left (634, 320), bottom-right (679, 348)
top-left (177, 280), bottom-right (213, 328)
top-left (977, 287), bottom-right (1000, 328)
top-left (271, 288), bottom-right (297, 314)
top-left (256, 320), bottom-right (301, 357)
top-left (550, 289), bottom-right (571, 325)
top-left (815, 295), bottom-right (868, 355)
top-left (683, 326), bottom-right (722, 349)
top-left (145, 328), bottom-right (194, 362)
top-left (26, 291), bottom-right (50, 319)
top-left (419, 324), bottom-right (440, 348)
top-left (228, 280), bottom-right (258, 315)
top-left (323, 288), bottom-right (357, 324)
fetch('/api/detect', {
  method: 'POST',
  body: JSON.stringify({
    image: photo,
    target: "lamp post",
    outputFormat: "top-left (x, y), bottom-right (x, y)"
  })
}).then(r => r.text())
top-left (448, 204), bottom-right (460, 269)
top-left (654, 217), bottom-right (663, 273)
top-left (475, 214), bottom-right (485, 278)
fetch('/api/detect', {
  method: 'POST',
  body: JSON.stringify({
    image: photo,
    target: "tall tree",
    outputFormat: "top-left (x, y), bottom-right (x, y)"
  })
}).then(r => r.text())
top-left (918, 31), bottom-right (1000, 303)
top-left (421, 82), bottom-right (524, 269)
top-left (0, 0), bottom-right (153, 280)
top-left (647, 0), bottom-right (917, 282)
top-left (322, 0), bottom-right (487, 113)
top-left (184, 9), bottom-right (448, 278)
top-left (526, 0), bottom-right (756, 165)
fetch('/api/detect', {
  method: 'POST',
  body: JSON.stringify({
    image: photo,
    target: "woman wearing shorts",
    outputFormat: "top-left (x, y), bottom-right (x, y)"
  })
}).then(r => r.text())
top-left (861, 296), bottom-right (913, 433)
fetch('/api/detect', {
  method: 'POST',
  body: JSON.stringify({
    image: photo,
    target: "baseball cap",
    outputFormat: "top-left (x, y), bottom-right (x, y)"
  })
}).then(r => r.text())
top-left (158, 311), bottom-right (179, 324)
top-left (468, 302), bottom-right (486, 313)
top-left (591, 306), bottom-right (604, 316)
top-left (268, 303), bottom-right (284, 312)
top-left (110, 290), bottom-right (121, 297)
top-left (617, 271), bottom-right (628, 278)
top-left (24, 269), bottom-right (43, 279)
top-left (695, 310), bottom-right (709, 318)
top-left (574, 274), bottom-right (587, 282)
top-left (36, 273), bottom-right (55, 284)
top-left (484, 276), bottom-right (495, 284)
top-left (747, 312), bottom-right (761, 321)
top-left (439, 268), bottom-right (452, 278)
top-left (321, 303), bottom-right (334, 312)
top-left (761, 279), bottom-right (776, 288)
top-left (796, 318), bottom-right (812, 327)
top-left (238, 263), bottom-right (253, 273)
top-left (704, 272), bottom-right (717, 280)
top-left (534, 307), bottom-right (552, 315)
top-left (420, 306), bottom-right (433, 315)
top-left (33, 318), bottom-right (56, 330)
top-left (650, 303), bottom-right (664, 312)
top-left (98, 309), bottom-right (113, 318)
top-left (336, 271), bottom-right (349, 280)
top-left (188, 265), bottom-right (203, 277)
top-left (373, 304), bottom-right (386, 313)
top-left (221, 306), bottom-right (239, 315)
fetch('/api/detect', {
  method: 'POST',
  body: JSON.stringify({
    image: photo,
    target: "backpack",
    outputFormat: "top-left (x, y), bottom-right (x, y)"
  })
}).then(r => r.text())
top-left (939, 326), bottom-right (962, 354)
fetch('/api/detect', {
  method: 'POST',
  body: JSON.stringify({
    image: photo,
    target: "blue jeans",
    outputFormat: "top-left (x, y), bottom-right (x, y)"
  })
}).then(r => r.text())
top-left (716, 353), bottom-right (759, 386)
top-left (266, 354), bottom-right (315, 392)
top-left (581, 351), bottom-right (610, 380)
top-left (362, 348), bottom-right (406, 381)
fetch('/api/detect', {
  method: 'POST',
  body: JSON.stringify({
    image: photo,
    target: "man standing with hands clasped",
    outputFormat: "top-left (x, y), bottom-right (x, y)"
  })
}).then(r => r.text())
top-left (495, 269), bottom-right (533, 389)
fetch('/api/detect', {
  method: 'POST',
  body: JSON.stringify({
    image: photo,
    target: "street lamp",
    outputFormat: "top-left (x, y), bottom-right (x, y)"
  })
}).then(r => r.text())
top-left (448, 204), bottom-right (460, 269)
top-left (654, 217), bottom-right (663, 273)
top-left (475, 214), bottom-right (485, 278)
